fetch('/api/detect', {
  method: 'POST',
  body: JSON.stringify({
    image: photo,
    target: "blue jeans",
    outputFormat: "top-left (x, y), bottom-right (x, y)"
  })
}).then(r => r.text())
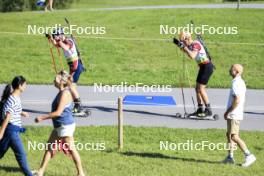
top-left (0, 129), bottom-right (32, 176)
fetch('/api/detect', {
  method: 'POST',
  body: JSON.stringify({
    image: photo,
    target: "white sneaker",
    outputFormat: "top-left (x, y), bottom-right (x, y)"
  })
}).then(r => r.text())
top-left (222, 156), bottom-right (235, 164)
top-left (241, 154), bottom-right (256, 167)
top-left (31, 170), bottom-right (39, 176)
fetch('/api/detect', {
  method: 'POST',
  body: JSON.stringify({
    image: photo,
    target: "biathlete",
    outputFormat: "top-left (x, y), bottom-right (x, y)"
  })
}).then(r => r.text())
top-left (173, 31), bottom-right (214, 117)
top-left (46, 28), bottom-right (88, 116)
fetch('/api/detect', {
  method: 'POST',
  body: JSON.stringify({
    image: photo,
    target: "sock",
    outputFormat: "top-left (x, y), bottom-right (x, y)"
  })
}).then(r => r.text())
top-left (244, 149), bottom-right (251, 156)
top-left (228, 152), bottom-right (234, 159)
top-left (198, 104), bottom-right (203, 109)
top-left (205, 103), bottom-right (211, 108)
top-left (74, 98), bottom-right (81, 103)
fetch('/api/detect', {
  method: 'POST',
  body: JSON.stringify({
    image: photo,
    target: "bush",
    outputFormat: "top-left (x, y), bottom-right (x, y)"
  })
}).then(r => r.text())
top-left (0, 0), bottom-right (24, 12)
top-left (0, 0), bottom-right (74, 12)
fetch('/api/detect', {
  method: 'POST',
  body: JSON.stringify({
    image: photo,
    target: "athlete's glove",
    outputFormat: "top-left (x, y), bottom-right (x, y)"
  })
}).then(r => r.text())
top-left (173, 38), bottom-right (184, 49)
top-left (45, 33), bottom-right (51, 39)
top-left (55, 39), bottom-right (61, 43)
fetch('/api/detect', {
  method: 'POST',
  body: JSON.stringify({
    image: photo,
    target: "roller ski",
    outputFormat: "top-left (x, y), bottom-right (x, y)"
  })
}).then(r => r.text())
top-left (176, 107), bottom-right (219, 121)
top-left (72, 107), bottom-right (91, 118)
top-left (72, 99), bottom-right (91, 118)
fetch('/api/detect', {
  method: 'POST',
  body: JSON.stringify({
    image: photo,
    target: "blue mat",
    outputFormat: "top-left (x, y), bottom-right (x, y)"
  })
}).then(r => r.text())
top-left (36, 0), bottom-right (45, 6)
top-left (123, 95), bottom-right (176, 106)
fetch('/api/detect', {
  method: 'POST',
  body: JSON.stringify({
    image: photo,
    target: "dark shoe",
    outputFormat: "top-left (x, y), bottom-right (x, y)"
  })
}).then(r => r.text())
top-left (72, 107), bottom-right (80, 113)
top-left (73, 98), bottom-right (82, 113)
top-left (197, 112), bottom-right (206, 118)
top-left (204, 108), bottom-right (213, 116)
top-left (73, 108), bottom-right (91, 117)
top-left (189, 108), bottom-right (205, 117)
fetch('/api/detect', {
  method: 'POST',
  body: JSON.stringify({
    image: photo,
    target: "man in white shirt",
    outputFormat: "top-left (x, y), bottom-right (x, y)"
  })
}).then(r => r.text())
top-left (222, 64), bottom-right (256, 167)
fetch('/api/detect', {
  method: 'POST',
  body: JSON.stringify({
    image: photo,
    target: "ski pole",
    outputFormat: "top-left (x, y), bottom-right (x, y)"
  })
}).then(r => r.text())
top-left (184, 61), bottom-right (196, 112)
top-left (180, 52), bottom-right (187, 116)
top-left (46, 34), bottom-right (58, 73)
top-left (56, 46), bottom-right (64, 70)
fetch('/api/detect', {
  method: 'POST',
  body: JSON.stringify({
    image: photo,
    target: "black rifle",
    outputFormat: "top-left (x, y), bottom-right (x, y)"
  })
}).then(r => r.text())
top-left (65, 18), bottom-right (86, 71)
top-left (190, 20), bottom-right (215, 69)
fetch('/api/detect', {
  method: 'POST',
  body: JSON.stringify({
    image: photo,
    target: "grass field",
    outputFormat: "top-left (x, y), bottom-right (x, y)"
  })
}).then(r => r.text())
top-left (0, 8), bottom-right (263, 88)
top-left (0, 126), bottom-right (263, 176)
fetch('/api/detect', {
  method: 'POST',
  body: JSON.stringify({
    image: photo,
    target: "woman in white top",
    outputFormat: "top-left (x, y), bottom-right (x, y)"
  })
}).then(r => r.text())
top-left (0, 76), bottom-right (33, 176)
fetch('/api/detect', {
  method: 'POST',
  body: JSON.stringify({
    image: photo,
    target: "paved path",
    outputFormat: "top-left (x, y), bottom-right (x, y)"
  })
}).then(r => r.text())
top-left (62, 3), bottom-right (264, 12)
top-left (1, 85), bottom-right (263, 131)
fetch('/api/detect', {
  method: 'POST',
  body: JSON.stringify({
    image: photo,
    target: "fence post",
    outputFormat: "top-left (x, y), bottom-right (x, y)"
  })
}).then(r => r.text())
top-left (237, 0), bottom-right (240, 10)
top-left (118, 97), bottom-right (123, 150)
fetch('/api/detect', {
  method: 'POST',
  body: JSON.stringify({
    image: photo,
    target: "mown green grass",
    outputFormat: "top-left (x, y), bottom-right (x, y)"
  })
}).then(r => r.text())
top-left (0, 126), bottom-right (263, 176)
top-left (0, 9), bottom-right (263, 88)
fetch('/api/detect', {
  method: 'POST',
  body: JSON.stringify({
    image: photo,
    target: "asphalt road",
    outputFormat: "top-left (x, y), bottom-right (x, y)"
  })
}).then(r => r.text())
top-left (0, 85), bottom-right (263, 131)
top-left (64, 3), bottom-right (264, 12)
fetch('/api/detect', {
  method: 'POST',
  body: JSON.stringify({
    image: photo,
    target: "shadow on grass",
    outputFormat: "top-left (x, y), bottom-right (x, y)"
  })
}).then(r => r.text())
top-left (23, 105), bottom-right (215, 121)
top-left (23, 109), bottom-right (49, 114)
top-left (244, 111), bottom-right (264, 116)
top-left (121, 151), bottom-right (220, 165)
top-left (83, 106), bottom-right (213, 121)
top-left (0, 166), bottom-right (21, 173)
top-left (254, 146), bottom-right (264, 151)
